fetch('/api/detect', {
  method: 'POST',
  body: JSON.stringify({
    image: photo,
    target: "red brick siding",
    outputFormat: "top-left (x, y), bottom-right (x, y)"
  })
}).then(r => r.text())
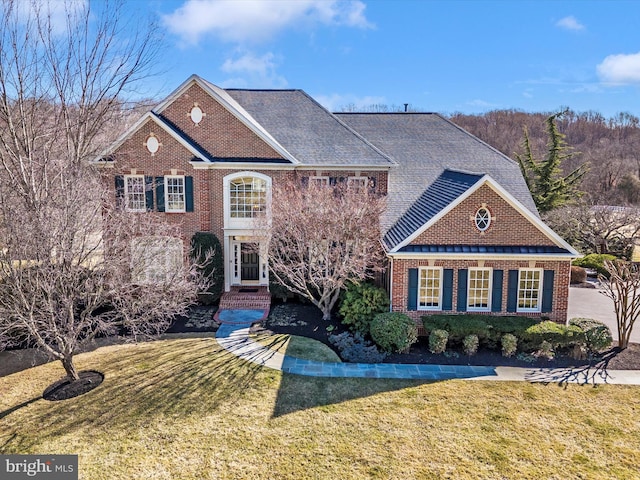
top-left (159, 83), bottom-right (284, 159)
top-left (391, 258), bottom-right (571, 324)
top-left (413, 184), bottom-right (556, 247)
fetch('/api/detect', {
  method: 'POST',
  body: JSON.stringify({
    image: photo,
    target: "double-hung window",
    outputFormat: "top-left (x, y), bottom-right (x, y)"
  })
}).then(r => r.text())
top-left (418, 267), bottom-right (442, 310)
top-left (165, 175), bottom-right (186, 213)
top-left (124, 175), bottom-right (146, 212)
top-left (517, 269), bottom-right (542, 312)
top-left (468, 268), bottom-right (492, 311)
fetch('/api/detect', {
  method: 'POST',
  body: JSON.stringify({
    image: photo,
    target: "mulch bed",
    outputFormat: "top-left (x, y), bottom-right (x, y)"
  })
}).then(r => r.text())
top-left (261, 301), bottom-right (640, 370)
top-left (43, 370), bottom-right (104, 401)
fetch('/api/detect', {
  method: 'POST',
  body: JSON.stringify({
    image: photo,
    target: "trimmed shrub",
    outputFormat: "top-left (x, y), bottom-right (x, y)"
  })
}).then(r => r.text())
top-left (423, 314), bottom-right (538, 349)
top-left (429, 329), bottom-right (448, 354)
top-left (522, 321), bottom-right (584, 351)
top-left (370, 312), bottom-right (418, 353)
top-left (569, 318), bottom-right (613, 352)
top-left (570, 265), bottom-right (587, 284)
top-left (339, 282), bottom-right (390, 335)
top-left (269, 280), bottom-right (293, 302)
top-left (190, 232), bottom-right (224, 304)
top-left (537, 340), bottom-right (555, 360)
top-left (328, 331), bottom-right (386, 363)
top-left (422, 315), bottom-right (490, 345)
top-left (573, 253), bottom-right (617, 279)
top-left (501, 334), bottom-right (518, 357)
top-left (462, 334), bottom-right (479, 356)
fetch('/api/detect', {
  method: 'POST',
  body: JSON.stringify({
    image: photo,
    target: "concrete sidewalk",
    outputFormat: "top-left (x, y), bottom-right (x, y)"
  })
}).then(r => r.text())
top-left (215, 321), bottom-right (640, 386)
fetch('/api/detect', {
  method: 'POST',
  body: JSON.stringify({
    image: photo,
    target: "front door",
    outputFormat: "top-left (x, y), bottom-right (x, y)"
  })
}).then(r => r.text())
top-left (240, 243), bottom-right (259, 281)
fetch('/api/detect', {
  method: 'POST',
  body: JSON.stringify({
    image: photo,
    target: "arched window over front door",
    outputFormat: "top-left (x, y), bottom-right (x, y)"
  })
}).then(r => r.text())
top-left (223, 172), bottom-right (272, 229)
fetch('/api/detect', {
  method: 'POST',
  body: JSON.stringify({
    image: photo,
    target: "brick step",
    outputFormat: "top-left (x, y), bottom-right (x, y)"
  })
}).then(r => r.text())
top-left (219, 288), bottom-right (271, 311)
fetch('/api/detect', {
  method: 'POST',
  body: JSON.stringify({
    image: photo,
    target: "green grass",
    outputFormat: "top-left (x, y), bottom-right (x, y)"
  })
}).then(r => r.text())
top-left (1, 334), bottom-right (640, 479)
top-left (251, 333), bottom-right (341, 362)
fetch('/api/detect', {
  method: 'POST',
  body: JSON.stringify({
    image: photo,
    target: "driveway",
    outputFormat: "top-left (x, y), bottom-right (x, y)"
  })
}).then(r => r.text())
top-left (568, 286), bottom-right (640, 343)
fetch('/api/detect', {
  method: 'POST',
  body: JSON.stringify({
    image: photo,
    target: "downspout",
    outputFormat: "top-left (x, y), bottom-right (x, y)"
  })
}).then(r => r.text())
top-left (389, 256), bottom-right (394, 312)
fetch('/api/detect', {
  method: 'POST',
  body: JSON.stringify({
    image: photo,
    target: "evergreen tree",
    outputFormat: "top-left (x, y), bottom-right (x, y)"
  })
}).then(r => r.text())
top-left (515, 110), bottom-right (587, 213)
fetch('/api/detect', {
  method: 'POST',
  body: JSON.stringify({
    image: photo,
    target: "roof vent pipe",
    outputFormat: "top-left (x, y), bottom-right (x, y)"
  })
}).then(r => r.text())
top-left (404, 103), bottom-right (409, 112)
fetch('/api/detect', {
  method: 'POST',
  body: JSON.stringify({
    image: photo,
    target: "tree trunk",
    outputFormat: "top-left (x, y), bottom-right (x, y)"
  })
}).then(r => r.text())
top-left (61, 355), bottom-right (80, 382)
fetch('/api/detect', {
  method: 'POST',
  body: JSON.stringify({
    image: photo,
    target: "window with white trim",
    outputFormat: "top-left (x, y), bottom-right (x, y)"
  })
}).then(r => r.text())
top-left (475, 207), bottom-right (491, 231)
top-left (230, 177), bottom-right (267, 218)
top-left (165, 175), bottom-right (185, 213)
top-left (468, 268), bottom-right (492, 311)
top-left (419, 267), bottom-right (442, 310)
top-left (124, 175), bottom-right (145, 212)
top-left (131, 236), bottom-right (183, 283)
top-left (309, 176), bottom-right (330, 187)
top-left (347, 176), bottom-right (367, 192)
top-left (517, 269), bottom-right (542, 312)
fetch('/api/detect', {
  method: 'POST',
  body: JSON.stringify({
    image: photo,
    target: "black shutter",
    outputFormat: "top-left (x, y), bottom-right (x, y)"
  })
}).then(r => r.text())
top-left (185, 176), bottom-right (194, 212)
top-left (491, 269), bottom-right (504, 312)
top-left (301, 176), bottom-right (309, 188)
top-left (457, 269), bottom-right (468, 312)
top-left (145, 176), bottom-right (154, 211)
top-left (506, 270), bottom-right (519, 312)
top-left (115, 175), bottom-right (124, 208)
top-left (155, 176), bottom-right (165, 212)
top-left (407, 268), bottom-right (418, 311)
top-left (442, 269), bottom-right (453, 311)
top-left (541, 270), bottom-right (554, 313)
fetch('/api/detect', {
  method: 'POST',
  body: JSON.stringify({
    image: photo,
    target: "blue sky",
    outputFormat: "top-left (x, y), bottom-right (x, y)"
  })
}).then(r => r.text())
top-left (128, 0), bottom-right (640, 117)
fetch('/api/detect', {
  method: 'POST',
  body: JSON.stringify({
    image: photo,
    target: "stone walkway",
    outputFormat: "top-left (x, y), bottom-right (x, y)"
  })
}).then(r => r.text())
top-left (214, 312), bottom-right (640, 385)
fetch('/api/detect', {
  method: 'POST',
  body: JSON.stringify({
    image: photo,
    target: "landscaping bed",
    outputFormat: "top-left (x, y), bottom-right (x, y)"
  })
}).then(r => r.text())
top-left (261, 301), bottom-right (640, 370)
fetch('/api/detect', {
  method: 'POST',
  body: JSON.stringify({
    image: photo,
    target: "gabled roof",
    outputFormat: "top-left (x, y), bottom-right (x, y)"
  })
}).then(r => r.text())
top-left (95, 111), bottom-right (212, 163)
top-left (335, 113), bottom-right (539, 233)
top-left (383, 169), bottom-right (482, 250)
top-left (384, 172), bottom-right (579, 256)
top-left (97, 74), bottom-right (395, 168)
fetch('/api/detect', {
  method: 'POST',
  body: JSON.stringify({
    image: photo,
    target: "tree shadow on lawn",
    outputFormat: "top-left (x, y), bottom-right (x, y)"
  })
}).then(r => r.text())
top-left (0, 336), bottom-right (267, 453)
top-left (271, 372), bottom-right (431, 418)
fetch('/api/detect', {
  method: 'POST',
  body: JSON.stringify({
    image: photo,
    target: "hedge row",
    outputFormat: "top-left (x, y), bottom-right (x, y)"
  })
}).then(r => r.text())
top-left (422, 314), bottom-right (612, 354)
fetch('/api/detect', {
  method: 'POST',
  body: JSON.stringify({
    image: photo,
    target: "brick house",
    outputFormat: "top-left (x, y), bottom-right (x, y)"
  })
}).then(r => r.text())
top-left (98, 75), bottom-right (578, 322)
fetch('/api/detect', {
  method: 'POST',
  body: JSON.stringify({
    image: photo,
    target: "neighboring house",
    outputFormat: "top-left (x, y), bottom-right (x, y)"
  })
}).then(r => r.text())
top-left (97, 74), bottom-right (578, 323)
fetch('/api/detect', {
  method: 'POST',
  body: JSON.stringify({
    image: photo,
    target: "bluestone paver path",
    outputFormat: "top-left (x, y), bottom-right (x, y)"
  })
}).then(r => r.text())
top-left (214, 311), bottom-right (640, 385)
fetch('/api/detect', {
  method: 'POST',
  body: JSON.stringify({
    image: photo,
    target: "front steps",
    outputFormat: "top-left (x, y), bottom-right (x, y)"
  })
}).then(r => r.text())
top-left (219, 286), bottom-right (271, 311)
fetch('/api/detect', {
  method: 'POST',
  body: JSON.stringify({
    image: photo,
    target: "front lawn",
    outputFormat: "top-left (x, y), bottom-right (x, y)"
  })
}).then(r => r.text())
top-left (1, 334), bottom-right (640, 479)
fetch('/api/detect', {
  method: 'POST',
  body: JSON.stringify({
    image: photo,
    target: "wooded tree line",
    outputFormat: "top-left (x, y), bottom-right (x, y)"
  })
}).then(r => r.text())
top-left (450, 109), bottom-right (640, 206)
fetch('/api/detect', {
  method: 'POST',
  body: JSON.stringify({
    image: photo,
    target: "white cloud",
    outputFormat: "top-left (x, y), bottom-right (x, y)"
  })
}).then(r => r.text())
top-left (467, 99), bottom-right (500, 109)
top-left (597, 52), bottom-right (640, 84)
top-left (314, 93), bottom-right (386, 112)
top-left (555, 15), bottom-right (585, 31)
top-left (163, 0), bottom-right (373, 45)
top-left (219, 52), bottom-right (288, 88)
top-left (16, 0), bottom-right (87, 35)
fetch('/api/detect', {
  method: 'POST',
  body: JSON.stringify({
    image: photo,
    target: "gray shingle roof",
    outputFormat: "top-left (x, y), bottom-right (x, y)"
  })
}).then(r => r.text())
top-left (225, 89), bottom-right (395, 167)
top-left (383, 169), bottom-right (482, 250)
top-left (335, 113), bottom-right (539, 246)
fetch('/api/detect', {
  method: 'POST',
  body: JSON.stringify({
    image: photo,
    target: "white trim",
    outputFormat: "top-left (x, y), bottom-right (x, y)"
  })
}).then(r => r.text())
top-left (188, 161), bottom-right (393, 171)
top-left (124, 174), bottom-right (146, 213)
top-left (164, 175), bottom-right (186, 213)
top-left (154, 75), bottom-right (299, 165)
top-left (93, 113), bottom-right (210, 164)
top-left (418, 266), bottom-right (443, 311)
top-left (467, 267), bottom-right (492, 312)
top-left (387, 252), bottom-right (577, 261)
top-left (389, 174), bottom-right (580, 256)
top-left (516, 268), bottom-right (543, 313)
top-left (223, 171), bottom-right (272, 230)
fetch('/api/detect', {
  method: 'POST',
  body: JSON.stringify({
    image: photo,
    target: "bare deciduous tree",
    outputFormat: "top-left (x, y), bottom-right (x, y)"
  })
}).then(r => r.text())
top-left (601, 260), bottom-right (640, 349)
top-left (0, 1), bottom-right (203, 382)
top-left (261, 180), bottom-right (386, 321)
